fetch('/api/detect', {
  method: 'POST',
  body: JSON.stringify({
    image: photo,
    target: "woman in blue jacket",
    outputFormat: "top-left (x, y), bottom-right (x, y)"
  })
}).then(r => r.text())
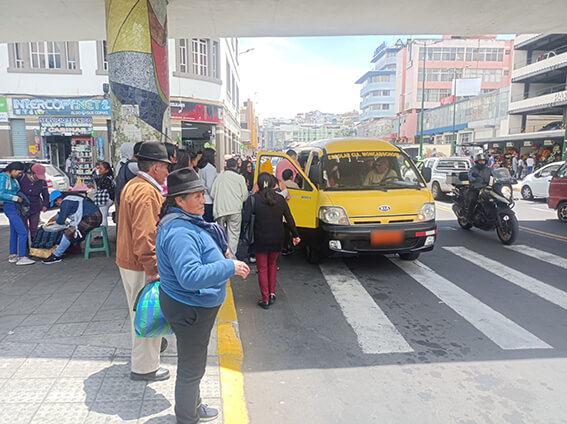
top-left (156, 167), bottom-right (250, 424)
top-left (0, 162), bottom-right (35, 265)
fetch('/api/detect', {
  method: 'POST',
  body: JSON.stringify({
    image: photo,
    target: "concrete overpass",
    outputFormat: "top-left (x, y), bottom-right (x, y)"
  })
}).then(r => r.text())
top-left (2, 0), bottom-right (565, 159)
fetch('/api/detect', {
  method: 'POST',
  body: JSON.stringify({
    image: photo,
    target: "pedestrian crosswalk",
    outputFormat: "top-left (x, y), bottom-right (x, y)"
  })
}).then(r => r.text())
top-left (319, 245), bottom-right (566, 355)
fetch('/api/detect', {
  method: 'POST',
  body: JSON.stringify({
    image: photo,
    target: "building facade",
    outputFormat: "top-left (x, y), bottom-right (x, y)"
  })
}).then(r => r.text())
top-left (0, 37), bottom-right (241, 173)
top-left (240, 98), bottom-right (259, 155)
top-left (395, 36), bottom-right (514, 145)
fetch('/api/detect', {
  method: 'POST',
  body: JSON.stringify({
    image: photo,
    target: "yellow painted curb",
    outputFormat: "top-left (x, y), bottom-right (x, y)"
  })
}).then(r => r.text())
top-left (217, 280), bottom-right (249, 423)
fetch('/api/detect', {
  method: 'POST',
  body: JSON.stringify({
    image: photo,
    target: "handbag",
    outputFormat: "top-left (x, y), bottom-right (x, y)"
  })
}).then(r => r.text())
top-left (242, 195), bottom-right (256, 245)
top-left (133, 281), bottom-right (173, 338)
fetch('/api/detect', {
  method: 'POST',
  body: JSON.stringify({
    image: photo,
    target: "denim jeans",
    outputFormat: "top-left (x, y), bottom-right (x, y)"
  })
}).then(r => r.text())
top-left (4, 202), bottom-right (28, 257)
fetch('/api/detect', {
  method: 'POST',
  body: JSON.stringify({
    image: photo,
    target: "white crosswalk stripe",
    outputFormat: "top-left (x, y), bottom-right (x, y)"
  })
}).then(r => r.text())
top-left (504, 245), bottom-right (567, 270)
top-left (445, 246), bottom-right (567, 311)
top-left (319, 262), bottom-right (414, 354)
top-left (391, 258), bottom-right (552, 350)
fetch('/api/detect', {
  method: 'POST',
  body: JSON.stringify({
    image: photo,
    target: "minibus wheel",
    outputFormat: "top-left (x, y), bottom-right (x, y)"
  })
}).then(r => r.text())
top-left (304, 243), bottom-right (322, 264)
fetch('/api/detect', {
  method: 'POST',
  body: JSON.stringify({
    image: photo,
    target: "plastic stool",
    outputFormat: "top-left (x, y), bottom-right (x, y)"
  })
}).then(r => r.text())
top-left (84, 226), bottom-right (110, 259)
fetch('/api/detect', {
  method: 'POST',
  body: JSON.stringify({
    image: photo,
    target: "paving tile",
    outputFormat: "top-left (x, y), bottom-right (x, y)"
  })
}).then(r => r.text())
top-left (2, 294), bottom-right (48, 314)
top-left (86, 400), bottom-right (143, 423)
top-left (30, 402), bottom-right (90, 424)
top-left (0, 340), bottom-right (37, 357)
top-left (31, 343), bottom-right (77, 358)
top-left (200, 372), bottom-right (221, 398)
top-left (105, 359), bottom-right (131, 378)
top-left (13, 357), bottom-right (70, 378)
top-left (0, 313), bottom-right (29, 332)
top-left (145, 376), bottom-right (176, 400)
top-left (138, 398), bottom-right (175, 423)
top-left (0, 403), bottom-right (40, 423)
top-left (0, 378), bottom-right (55, 403)
top-left (92, 308), bottom-right (129, 322)
top-left (95, 377), bottom-right (147, 402)
top-left (84, 320), bottom-right (127, 336)
top-left (0, 295), bottom-right (20, 312)
top-left (34, 293), bottom-right (82, 313)
top-left (4, 324), bottom-right (51, 342)
top-left (73, 345), bottom-right (116, 359)
top-left (44, 376), bottom-right (104, 404)
top-left (60, 358), bottom-right (112, 378)
top-left (56, 309), bottom-right (98, 323)
top-left (46, 322), bottom-right (88, 338)
top-left (0, 357), bottom-right (27, 378)
top-left (19, 312), bottom-right (63, 327)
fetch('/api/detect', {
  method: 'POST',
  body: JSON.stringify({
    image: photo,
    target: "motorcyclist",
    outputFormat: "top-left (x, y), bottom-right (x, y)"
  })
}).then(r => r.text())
top-left (464, 153), bottom-right (492, 221)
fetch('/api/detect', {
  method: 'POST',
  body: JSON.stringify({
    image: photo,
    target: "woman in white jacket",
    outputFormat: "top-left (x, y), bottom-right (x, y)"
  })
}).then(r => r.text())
top-left (197, 148), bottom-right (217, 222)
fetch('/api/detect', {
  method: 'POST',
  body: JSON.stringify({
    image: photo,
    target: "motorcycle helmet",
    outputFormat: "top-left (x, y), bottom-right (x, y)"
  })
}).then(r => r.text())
top-left (474, 153), bottom-right (488, 167)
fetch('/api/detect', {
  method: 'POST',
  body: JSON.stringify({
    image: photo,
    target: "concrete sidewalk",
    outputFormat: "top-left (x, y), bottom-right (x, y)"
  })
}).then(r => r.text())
top-left (0, 220), bottom-right (224, 424)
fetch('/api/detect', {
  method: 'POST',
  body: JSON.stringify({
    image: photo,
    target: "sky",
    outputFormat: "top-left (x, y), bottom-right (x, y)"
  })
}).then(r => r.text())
top-left (238, 36), bottom-right (423, 120)
top-left (238, 35), bottom-right (514, 121)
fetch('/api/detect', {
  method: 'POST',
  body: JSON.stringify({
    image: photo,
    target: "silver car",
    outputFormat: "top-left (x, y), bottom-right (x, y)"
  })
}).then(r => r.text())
top-left (0, 159), bottom-right (70, 193)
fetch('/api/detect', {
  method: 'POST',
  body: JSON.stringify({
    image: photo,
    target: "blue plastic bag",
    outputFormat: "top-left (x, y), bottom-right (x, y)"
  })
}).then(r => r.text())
top-left (133, 281), bottom-right (173, 338)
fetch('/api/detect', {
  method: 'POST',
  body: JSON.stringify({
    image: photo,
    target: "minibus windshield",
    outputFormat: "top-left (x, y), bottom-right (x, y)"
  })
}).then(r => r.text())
top-left (318, 152), bottom-right (426, 191)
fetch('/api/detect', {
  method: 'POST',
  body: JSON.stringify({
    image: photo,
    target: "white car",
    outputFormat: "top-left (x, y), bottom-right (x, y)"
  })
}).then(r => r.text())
top-left (520, 161), bottom-right (566, 200)
top-left (0, 159), bottom-right (70, 193)
top-left (418, 157), bottom-right (472, 200)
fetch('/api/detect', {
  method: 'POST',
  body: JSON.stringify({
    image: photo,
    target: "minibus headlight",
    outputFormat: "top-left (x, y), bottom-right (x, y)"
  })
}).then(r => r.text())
top-left (417, 202), bottom-right (436, 222)
top-left (319, 206), bottom-right (350, 225)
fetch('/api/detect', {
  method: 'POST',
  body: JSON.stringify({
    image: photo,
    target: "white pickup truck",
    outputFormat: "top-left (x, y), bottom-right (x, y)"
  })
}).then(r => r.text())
top-left (418, 157), bottom-right (472, 200)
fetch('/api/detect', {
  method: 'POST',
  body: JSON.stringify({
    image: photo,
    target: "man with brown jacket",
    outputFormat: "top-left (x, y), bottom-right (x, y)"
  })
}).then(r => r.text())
top-left (116, 142), bottom-right (171, 381)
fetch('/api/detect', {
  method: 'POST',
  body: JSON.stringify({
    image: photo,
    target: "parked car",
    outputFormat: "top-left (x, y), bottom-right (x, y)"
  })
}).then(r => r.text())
top-left (537, 121), bottom-right (564, 131)
top-left (548, 161), bottom-right (567, 223)
top-left (417, 157), bottom-right (472, 200)
top-left (0, 158), bottom-right (70, 193)
top-left (520, 161), bottom-right (566, 200)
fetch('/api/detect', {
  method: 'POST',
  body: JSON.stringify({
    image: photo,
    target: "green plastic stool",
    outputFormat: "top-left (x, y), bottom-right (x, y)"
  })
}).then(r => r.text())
top-left (84, 226), bottom-right (110, 259)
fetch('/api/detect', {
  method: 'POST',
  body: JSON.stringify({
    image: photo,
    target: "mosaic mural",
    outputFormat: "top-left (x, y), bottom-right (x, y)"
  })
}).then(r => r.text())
top-left (105, 0), bottom-right (169, 157)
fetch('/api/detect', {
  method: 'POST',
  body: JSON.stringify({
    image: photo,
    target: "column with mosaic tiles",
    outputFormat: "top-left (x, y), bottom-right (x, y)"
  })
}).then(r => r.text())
top-left (105, 0), bottom-right (170, 161)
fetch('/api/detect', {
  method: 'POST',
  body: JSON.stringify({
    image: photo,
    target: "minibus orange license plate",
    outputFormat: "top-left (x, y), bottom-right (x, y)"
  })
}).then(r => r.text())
top-left (371, 230), bottom-right (404, 246)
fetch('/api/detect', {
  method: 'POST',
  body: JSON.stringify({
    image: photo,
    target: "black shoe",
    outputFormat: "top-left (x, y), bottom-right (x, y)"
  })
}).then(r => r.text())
top-left (130, 367), bottom-right (170, 381)
top-left (198, 403), bottom-right (219, 422)
top-left (269, 294), bottom-right (276, 305)
top-left (257, 300), bottom-right (270, 310)
top-left (160, 337), bottom-right (168, 353)
top-left (42, 254), bottom-right (62, 264)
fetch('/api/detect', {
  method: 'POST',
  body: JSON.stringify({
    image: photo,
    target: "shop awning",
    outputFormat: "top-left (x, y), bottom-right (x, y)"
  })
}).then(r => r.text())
top-left (474, 129), bottom-right (564, 144)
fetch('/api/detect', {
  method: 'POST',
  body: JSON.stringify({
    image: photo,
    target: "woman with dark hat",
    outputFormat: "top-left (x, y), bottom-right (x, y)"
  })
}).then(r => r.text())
top-left (0, 162), bottom-right (35, 265)
top-left (156, 167), bottom-right (250, 424)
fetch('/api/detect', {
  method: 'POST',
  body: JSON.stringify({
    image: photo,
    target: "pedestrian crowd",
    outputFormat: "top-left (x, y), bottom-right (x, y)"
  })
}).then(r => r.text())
top-left (0, 141), bottom-right (302, 424)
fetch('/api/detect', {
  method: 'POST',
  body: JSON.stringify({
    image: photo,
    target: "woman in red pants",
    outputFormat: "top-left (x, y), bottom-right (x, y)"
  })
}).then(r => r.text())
top-left (244, 172), bottom-right (300, 309)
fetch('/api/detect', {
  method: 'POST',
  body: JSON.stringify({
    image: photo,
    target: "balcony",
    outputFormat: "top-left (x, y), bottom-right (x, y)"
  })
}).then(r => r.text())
top-left (508, 89), bottom-right (567, 115)
top-left (360, 95), bottom-right (394, 109)
top-left (512, 51), bottom-right (567, 82)
top-left (514, 34), bottom-right (567, 51)
top-left (373, 55), bottom-right (397, 71)
top-left (360, 109), bottom-right (395, 122)
top-left (360, 81), bottom-right (396, 97)
top-left (514, 34), bottom-right (541, 49)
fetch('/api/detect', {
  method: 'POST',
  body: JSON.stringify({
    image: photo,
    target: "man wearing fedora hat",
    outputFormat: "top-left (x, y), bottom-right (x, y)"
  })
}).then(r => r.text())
top-left (116, 141), bottom-right (171, 382)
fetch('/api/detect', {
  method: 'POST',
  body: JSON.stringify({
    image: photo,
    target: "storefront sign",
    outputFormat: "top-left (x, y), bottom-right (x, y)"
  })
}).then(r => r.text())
top-left (0, 96), bottom-right (8, 122)
top-left (544, 139), bottom-right (554, 146)
top-left (39, 117), bottom-right (93, 136)
top-left (170, 101), bottom-right (223, 123)
top-left (523, 141), bottom-right (533, 147)
top-left (440, 95), bottom-right (455, 106)
top-left (12, 97), bottom-right (110, 116)
top-left (28, 145), bottom-right (38, 155)
top-left (552, 91), bottom-right (567, 105)
top-left (506, 142), bottom-right (515, 147)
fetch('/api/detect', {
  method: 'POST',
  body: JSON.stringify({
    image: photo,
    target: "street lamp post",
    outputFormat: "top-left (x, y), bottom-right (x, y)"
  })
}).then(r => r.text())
top-left (452, 70), bottom-right (458, 156)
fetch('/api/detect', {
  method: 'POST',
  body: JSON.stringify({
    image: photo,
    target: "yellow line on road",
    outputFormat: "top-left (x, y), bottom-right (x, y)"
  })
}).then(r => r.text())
top-left (520, 226), bottom-right (567, 243)
top-left (217, 280), bottom-right (249, 424)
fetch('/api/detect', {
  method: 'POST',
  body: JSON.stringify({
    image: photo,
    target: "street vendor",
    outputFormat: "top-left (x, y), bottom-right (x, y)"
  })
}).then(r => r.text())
top-left (42, 190), bottom-right (102, 264)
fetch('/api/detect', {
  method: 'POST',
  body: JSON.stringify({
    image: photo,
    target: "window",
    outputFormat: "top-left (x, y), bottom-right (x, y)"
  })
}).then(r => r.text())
top-left (65, 42), bottom-right (77, 70)
top-left (373, 74), bottom-right (390, 82)
top-left (192, 38), bottom-right (208, 76)
top-left (14, 43), bottom-right (24, 68)
top-left (212, 41), bottom-right (219, 79)
top-left (381, 104), bottom-right (390, 110)
top-left (179, 39), bottom-right (188, 73)
top-left (417, 88), bottom-right (452, 102)
top-left (226, 63), bottom-right (232, 98)
top-left (101, 41), bottom-right (108, 71)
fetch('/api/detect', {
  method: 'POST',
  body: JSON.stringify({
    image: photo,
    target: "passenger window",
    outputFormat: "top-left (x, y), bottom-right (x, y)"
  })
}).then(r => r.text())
top-left (258, 155), bottom-right (311, 191)
top-left (540, 165), bottom-right (558, 177)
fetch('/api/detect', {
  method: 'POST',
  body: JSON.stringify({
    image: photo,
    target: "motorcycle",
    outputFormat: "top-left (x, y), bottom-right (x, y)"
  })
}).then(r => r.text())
top-left (451, 168), bottom-right (519, 245)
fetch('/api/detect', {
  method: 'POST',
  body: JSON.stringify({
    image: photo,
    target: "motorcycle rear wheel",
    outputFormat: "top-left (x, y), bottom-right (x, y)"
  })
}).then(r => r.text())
top-left (496, 212), bottom-right (519, 245)
top-left (457, 215), bottom-right (472, 230)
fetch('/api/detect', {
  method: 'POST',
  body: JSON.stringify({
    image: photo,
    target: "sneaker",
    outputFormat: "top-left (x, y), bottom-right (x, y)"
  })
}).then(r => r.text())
top-left (198, 403), bottom-right (219, 422)
top-left (42, 254), bottom-right (62, 265)
top-left (16, 256), bottom-right (35, 266)
top-left (8, 255), bottom-right (18, 263)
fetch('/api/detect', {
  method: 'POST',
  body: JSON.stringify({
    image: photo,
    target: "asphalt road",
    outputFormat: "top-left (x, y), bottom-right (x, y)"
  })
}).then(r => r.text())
top-left (232, 197), bottom-right (567, 424)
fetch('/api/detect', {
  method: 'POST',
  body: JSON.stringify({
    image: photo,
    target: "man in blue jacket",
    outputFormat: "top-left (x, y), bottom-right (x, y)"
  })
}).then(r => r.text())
top-left (42, 190), bottom-right (102, 264)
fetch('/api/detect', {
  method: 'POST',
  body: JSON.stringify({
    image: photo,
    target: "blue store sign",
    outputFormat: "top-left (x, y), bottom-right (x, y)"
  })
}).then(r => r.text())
top-left (12, 97), bottom-right (110, 116)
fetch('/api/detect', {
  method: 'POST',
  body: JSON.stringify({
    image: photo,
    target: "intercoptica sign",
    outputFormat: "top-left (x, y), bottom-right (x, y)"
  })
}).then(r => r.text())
top-left (12, 97), bottom-right (111, 116)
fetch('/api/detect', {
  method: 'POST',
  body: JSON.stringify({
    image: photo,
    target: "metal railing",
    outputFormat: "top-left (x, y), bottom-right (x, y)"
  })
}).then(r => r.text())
top-left (510, 83), bottom-right (567, 102)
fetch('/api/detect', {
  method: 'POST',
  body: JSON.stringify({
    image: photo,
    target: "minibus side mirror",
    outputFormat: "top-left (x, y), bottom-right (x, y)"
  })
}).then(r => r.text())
top-left (421, 167), bottom-right (432, 183)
